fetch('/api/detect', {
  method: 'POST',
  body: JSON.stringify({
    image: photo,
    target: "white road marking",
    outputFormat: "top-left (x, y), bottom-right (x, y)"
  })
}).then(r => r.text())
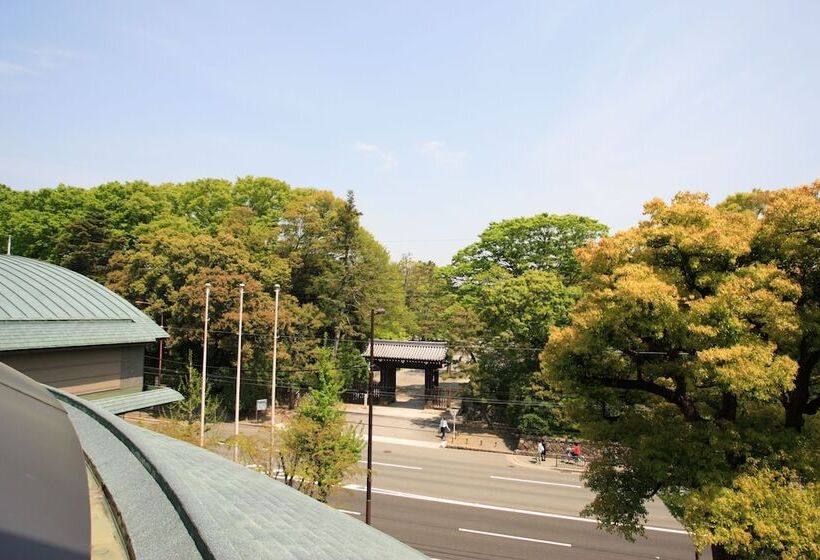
top-left (459, 528), bottom-right (572, 548)
top-left (359, 460), bottom-right (423, 470)
top-left (490, 475), bottom-right (583, 489)
top-left (337, 509), bottom-right (360, 516)
top-left (342, 484), bottom-right (688, 535)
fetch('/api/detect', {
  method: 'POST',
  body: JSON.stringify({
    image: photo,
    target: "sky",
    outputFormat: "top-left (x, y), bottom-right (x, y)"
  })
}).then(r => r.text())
top-left (1, 1), bottom-right (818, 264)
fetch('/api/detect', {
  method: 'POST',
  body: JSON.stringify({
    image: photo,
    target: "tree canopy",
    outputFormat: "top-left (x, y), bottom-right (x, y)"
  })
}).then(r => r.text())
top-left (540, 186), bottom-right (820, 559)
top-left (0, 178), bottom-right (410, 410)
top-left (445, 213), bottom-right (608, 300)
top-left (429, 213), bottom-right (607, 432)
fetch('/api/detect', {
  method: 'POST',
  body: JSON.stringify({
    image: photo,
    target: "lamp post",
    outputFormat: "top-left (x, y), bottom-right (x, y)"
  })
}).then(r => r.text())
top-left (199, 283), bottom-right (211, 448)
top-left (366, 307), bottom-right (385, 525)
top-left (234, 283), bottom-right (245, 462)
top-left (269, 283), bottom-right (280, 476)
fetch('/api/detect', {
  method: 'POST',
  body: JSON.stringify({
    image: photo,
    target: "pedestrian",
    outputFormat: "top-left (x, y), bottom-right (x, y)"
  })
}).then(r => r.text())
top-left (536, 439), bottom-right (545, 464)
top-left (439, 417), bottom-right (451, 439)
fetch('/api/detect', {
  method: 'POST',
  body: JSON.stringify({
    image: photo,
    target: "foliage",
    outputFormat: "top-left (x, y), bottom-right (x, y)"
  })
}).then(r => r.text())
top-left (0, 177), bottom-right (413, 410)
top-left (226, 434), bottom-right (273, 475)
top-left (478, 270), bottom-right (580, 346)
top-left (335, 340), bottom-right (369, 388)
top-left (461, 268), bottom-right (584, 432)
top-left (167, 363), bottom-right (224, 426)
top-left (444, 213), bottom-right (608, 301)
top-left (434, 214), bottom-right (606, 436)
top-left (684, 467), bottom-right (820, 560)
top-left (540, 185), bottom-right (820, 559)
top-left (278, 351), bottom-right (363, 501)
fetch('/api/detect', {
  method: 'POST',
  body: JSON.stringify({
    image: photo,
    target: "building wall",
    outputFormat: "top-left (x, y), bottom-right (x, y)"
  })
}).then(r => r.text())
top-left (0, 345), bottom-right (145, 395)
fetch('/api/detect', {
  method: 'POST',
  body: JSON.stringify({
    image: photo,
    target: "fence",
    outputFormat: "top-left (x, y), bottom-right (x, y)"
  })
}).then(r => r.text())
top-left (425, 387), bottom-right (454, 409)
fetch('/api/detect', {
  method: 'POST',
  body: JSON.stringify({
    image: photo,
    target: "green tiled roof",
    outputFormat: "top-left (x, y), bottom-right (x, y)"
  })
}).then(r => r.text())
top-left (53, 390), bottom-right (428, 560)
top-left (90, 386), bottom-right (184, 415)
top-left (0, 256), bottom-right (167, 352)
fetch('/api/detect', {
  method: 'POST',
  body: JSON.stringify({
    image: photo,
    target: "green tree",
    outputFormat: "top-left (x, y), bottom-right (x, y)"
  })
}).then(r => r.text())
top-left (335, 340), bottom-right (369, 388)
top-left (440, 213), bottom-right (607, 435)
top-left (278, 351), bottom-right (363, 501)
top-left (540, 187), bottom-right (820, 560)
top-left (168, 178), bottom-right (235, 232)
top-left (167, 363), bottom-right (224, 426)
top-left (2, 185), bottom-right (90, 262)
top-left (444, 213), bottom-right (608, 300)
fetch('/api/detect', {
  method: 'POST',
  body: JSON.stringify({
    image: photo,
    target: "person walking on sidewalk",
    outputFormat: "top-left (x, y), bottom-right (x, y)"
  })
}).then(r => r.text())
top-left (537, 439), bottom-right (546, 464)
top-left (439, 417), bottom-right (451, 439)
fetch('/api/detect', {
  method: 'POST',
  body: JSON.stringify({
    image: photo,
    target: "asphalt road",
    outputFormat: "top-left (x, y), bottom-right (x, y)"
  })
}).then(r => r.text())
top-left (328, 441), bottom-right (706, 560)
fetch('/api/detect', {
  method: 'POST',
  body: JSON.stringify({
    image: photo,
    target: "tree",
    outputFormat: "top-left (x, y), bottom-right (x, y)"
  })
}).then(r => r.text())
top-left (540, 188), bottom-right (820, 559)
top-left (444, 213), bottom-right (608, 300)
top-left (335, 340), bottom-right (369, 389)
top-left (467, 270), bottom-right (580, 430)
top-left (1, 185), bottom-right (90, 263)
top-left (278, 351), bottom-right (363, 501)
top-left (440, 214), bottom-right (606, 435)
top-left (167, 363), bottom-right (224, 426)
top-left (399, 257), bottom-right (454, 340)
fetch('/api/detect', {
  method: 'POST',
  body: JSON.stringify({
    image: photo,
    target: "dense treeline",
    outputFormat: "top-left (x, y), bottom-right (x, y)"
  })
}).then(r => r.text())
top-left (0, 177), bottom-right (609, 425)
top-left (0, 178), bottom-right (405, 407)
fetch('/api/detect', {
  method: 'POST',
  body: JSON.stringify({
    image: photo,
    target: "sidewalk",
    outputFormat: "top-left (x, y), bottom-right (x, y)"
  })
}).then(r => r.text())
top-left (342, 402), bottom-right (440, 420)
top-left (448, 431), bottom-right (514, 453)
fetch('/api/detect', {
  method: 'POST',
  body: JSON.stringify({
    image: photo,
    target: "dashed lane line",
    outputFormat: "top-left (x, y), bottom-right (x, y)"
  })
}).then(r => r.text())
top-left (458, 528), bottom-right (572, 548)
top-left (359, 460), bottom-right (423, 470)
top-left (490, 475), bottom-right (583, 489)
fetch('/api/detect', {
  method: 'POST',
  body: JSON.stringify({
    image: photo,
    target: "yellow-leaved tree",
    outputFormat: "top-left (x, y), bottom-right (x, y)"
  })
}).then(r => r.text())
top-left (540, 185), bottom-right (820, 560)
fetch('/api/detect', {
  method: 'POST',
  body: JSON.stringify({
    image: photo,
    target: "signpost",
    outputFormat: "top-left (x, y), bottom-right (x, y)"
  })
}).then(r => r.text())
top-left (256, 398), bottom-right (267, 423)
top-left (451, 408), bottom-right (457, 441)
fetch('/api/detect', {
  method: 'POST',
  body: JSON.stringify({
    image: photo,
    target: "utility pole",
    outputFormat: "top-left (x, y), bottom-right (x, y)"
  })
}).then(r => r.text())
top-left (366, 307), bottom-right (385, 525)
top-left (158, 311), bottom-right (165, 386)
top-left (269, 283), bottom-right (280, 476)
top-left (234, 283), bottom-right (245, 462)
top-left (6, 235), bottom-right (10, 255)
top-left (199, 283), bottom-right (211, 448)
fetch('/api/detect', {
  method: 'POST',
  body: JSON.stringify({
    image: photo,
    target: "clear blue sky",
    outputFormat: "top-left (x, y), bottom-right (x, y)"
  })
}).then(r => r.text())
top-left (1, 1), bottom-right (818, 264)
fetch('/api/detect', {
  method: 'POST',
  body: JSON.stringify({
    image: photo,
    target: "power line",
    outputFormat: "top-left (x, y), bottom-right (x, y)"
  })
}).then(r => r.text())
top-left (147, 366), bottom-right (565, 407)
top-left (157, 325), bottom-right (545, 352)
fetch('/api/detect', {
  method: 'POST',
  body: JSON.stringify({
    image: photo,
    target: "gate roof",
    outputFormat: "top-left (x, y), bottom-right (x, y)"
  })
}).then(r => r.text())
top-left (363, 339), bottom-right (448, 365)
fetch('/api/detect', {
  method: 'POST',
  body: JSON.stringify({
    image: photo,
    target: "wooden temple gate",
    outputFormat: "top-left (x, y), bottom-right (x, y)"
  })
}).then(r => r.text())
top-left (362, 340), bottom-right (449, 405)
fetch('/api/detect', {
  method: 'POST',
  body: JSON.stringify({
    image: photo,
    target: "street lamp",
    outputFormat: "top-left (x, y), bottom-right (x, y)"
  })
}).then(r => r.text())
top-left (366, 307), bottom-right (385, 526)
top-left (269, 283), bottom-right (281, 476)
top-left (199, 283), bottom-right (211, 448)
top-left (234, 283), bottom-right (245, 462)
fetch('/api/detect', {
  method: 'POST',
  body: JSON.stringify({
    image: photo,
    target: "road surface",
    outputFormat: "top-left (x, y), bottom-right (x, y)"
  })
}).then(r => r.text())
top-left (328, 441), bottom-right (706, 560)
